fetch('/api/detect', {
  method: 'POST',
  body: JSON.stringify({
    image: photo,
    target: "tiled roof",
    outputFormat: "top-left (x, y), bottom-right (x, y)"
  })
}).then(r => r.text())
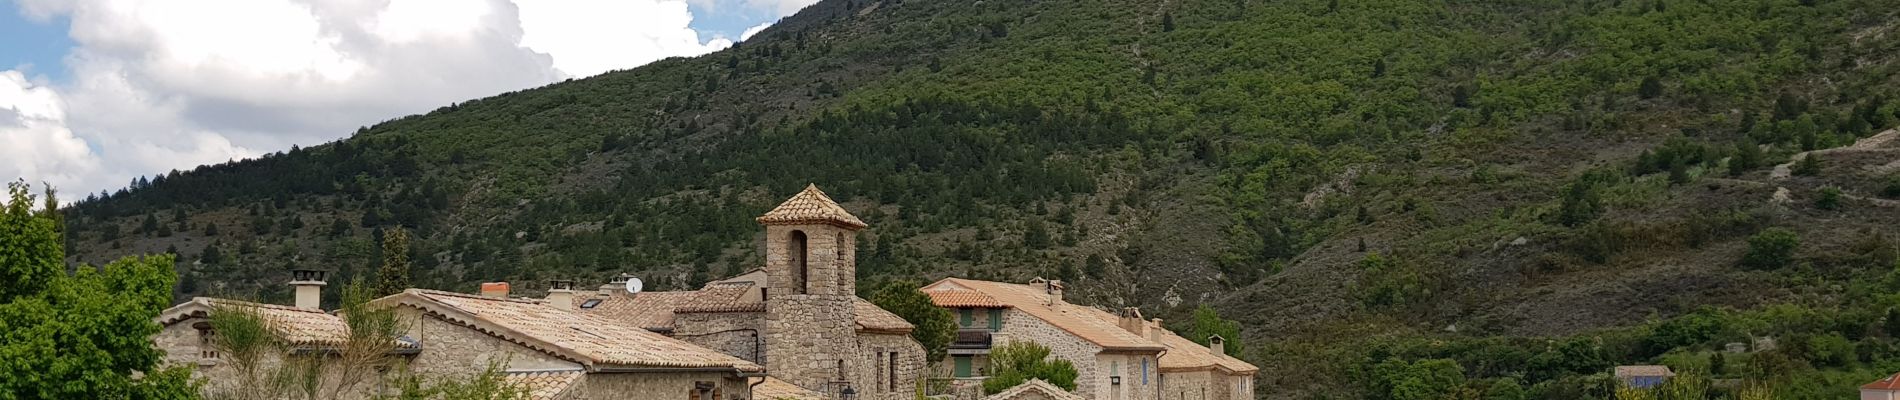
top-left (676, 282), bottom-right (766, 313)
top-left (1613, 365), bottom-right (1675, 378)
top-left (158, 297), bottom-right (351, 347)
top-left (756, 184), bottom-right (867, 229)
top-left (854, 298), bottom-right (915, 333)
top-left (504, 371), bottom-right (583, 400)
top-left (571, 291), bottom-right (697, 331)
top-left (1132, 320), bottom-right (1258, 374)
top-left (1866, 372), bottom-right (1900, 390)
top-left (580, 281), bottom-right (908, 333)
top-left (379, 289), bottom-right (762, 372)
top-left (923, 289), bottom-right (1009, 308)
top-left (753, 376), bottom-right (824, 400)
top-left (983, 378), bottom-right (1083, 400)
top-left (925, 278), bottom-right (1163, 352)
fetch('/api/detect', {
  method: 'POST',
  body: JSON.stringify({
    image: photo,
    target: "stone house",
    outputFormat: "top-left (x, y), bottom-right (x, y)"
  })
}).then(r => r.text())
top-left (566, 184), bottom-right (926, 400)
top-left (1614, 365), bottom-right (1675, 389)
top-left (1863, 372), bottom-right (1900, 400)
top-left (922, 278), bottom-right (1258, 400)
top-left (155, 271), bottom-right (793, 400)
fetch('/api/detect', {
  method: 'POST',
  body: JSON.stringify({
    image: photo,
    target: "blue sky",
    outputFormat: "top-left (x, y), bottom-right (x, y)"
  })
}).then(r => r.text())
top-left (0, 0), bottom-right (793, 201)
top-left (0, 0), bottom-right (72, 82)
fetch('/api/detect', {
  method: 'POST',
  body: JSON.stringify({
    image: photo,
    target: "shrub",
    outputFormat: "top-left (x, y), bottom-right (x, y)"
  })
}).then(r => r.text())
top-left (1792, 154), bottom-right (1822, 176)
top-left (1740, 228), bottom-right (1799, 270)
top-left (1882, 176), bottom-right (1900, 199)
top-left (1815, 187), bottom-right (1842, 210)
top-left (982, 342), bottom-right (1078, 394)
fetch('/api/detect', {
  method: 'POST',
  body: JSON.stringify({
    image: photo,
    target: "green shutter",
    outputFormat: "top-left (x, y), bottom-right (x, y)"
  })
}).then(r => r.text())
top-left (960, 308), bottom-right (974, 327)
top-left (954, 356), bottom-right (972, 377)
top-left (988, 309), bottom-right (1002, 331)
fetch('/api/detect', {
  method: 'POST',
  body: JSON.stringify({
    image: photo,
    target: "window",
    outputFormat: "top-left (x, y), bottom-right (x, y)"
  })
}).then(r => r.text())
top-left (959, 308), bottom-right (974, 327)
top-left (1140, 358), bottom-right (1149, 385)
top-left (987, 309), bottom-right (1002, 331)
top-left (887, 351), bottom-right (898, 392)
top-left (579, 298), bottom-right (603, 309)
top-left (836, 233), bottom-right (847, 260)
top-left (789, 231), bottom-right (808, 294)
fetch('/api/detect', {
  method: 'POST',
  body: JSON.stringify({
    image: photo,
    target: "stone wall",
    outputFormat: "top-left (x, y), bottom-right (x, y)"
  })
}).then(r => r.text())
top-left (951, 307), bottom-right (1002, 330)
top-left (989, 309), bottom-right (1112, 399)
top-left (675, 311), bottom-right (769, 364)
top-left (399, 307), bottom-right (581, 378)
top-left (570, 372), bottom-right (753, 400)
top-left (156, 317), bottom-right (379, 399)
top-left (765, 294), bottom-right (860, 393)
top-left (854, 332), bottom-right (926, 400)
top-left (763, 223), bottom-right (854, 297)
top-left (1160, 370), bottom-right (1252, 400)
top-left (1093, 353), bottom-right (1159, 400)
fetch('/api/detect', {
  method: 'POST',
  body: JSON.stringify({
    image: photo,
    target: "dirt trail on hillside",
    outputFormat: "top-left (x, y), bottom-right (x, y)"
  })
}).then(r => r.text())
top-left (1771, 129), bottom-right (1899, 180)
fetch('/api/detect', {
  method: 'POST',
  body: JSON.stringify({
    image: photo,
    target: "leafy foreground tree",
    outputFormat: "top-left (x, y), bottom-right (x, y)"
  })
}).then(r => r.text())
top-left (207, 279), bottom-right (527, 400)
top-left (375, 226), bottom-right (412, 297)
top-left (0, 180), bottom-right (200, 399)
top-left (982, 342), bottom-right (1078, 394)
top-left (866, 280), bottom-right (955, 363)
top-left (1179, 304), bottom-right (1246, 356)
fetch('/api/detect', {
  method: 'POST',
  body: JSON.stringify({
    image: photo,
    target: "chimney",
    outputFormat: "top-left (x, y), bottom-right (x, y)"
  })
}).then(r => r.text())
top-left (1150, 318), bottom-right (1165, 342)
top-left (1045, 280), bottom-right (1065, 306)
top-left (1118, 307), bottom-right (1147, 338)
top-left (481, 282), bottom-right (510, 298)
top-left (547, 280), bottom-right (576, 310)
top-left (290, 270), bottom-right (327, 309)
top-left (1208, 334), bottom-right (1226, 357)
top-left (599, 273), bottom-right (633, 293)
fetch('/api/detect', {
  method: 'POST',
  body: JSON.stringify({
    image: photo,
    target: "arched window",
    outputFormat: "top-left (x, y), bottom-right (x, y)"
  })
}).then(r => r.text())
top-left (836, 233), bottom-right (847, 260)
top-left (789, 230), bottom-right (808, 294)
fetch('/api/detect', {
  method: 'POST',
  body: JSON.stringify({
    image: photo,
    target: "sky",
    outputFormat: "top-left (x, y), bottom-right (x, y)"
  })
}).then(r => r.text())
top-left (0, 0), bottom-right (807, 202)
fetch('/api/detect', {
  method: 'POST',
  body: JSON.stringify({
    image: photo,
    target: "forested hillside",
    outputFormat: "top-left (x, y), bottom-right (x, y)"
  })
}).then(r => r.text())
top-left (60, 0), bottom-right (1900, 397)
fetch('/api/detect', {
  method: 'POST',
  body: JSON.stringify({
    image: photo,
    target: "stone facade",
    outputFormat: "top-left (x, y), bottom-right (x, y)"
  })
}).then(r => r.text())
top-left (397, 307), bottom-right (581, 377)
top-left (675, 311), bottom-right (769, 365)
top-left (855, 332), bottom-right (927, 400)
top-left (569, 372), bottom-right (753, 400)
top-left (981, 308), bottom-right (1162, 400)
top-left (762, 220), bottom-right (866, 396)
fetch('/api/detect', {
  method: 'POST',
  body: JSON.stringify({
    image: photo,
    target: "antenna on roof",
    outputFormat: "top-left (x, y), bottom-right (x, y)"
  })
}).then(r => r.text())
top-left (626, 277), bottom-right (644, 294)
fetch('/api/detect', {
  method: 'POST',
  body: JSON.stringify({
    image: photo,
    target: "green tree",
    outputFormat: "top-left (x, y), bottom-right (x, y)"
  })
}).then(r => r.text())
top-left (1485, 377), bottom-right (1526, 400)
top-left (1740, 228), bottom-right (1800, 270)
top-left (1373, 358), bottom-right (1466, 400)
top-left (867, 280), bottom-right (956, 363)
top-left (1022, 221), bottom-right (1050, 249)
top-left (0, 181), bottom-right (199, 398)
top-left (983, 342), bottom-right (1079, 394)
top-left (1816, 187), bottom-right (1842, 210)
top-left (1729, 139), bottom-right (1764, 176)
top-left (375, 227), bottom-right (412, 297)
top-left (1181, 304), bottom-right (1246, 356)
top-left (1557, 177), bottom-right (1603, 227)
top-left (1792, 154), bottom-right (1822, 176)
top-left (1638, 76), bottom-right (1663, 99)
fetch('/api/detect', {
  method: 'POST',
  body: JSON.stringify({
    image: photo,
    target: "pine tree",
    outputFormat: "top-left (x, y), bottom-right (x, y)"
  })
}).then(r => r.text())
top-left (1793, 153), bottom-right (1823, 176)
top-left (374, 227), bottom-right (412, 296)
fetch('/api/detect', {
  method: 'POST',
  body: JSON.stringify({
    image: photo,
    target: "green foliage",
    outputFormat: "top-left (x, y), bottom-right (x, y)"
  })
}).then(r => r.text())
top-left (982, 342), bottom-right (1078, 394)
top-left (1815, 187), bottom-right (1842, 210)
top-left (1484, 377), bottom-right (1526, 400)
top-left (867, 280), bottom-right (956, 363)
top-left (1638, 76), bottom-right (1664, 100)
top-left (1643, 308), bottom-right (1728, 357)
top-left (1792, 154), bottom-right (1822, 176)
top-left (1884, 176), bottom-right (1900, 199)
top-left (0, 181), bottom-right (200, 399)
top-left (1740, 228), bottom-right (1800, 270)
top-left (376, 227), bottom-right (412, 297)
top-left (1370, 358), bottom-right (1466, 400)
top-left (1179, 304), bottom-right (1245, 355)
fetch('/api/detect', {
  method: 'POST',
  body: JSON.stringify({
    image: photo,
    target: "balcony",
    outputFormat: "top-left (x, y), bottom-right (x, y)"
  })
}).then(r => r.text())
top-left (949, 329), bottom-right (992, 353)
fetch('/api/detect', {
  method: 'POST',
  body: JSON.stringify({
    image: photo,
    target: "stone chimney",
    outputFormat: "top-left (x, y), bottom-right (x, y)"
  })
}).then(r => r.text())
top-left (1150, 318), bottom-right (1165, 342)
top-left (1118, 307), bottom-right (1147, 338)
top-left (290, 269), bottom-right (326, 309)
top-left (1045, 280), bottom-right (1065, 306)
top-left (547, 280), bottom-right (576, 310)
top-left (481, 282), bottom-right (510, 298)
top-left (1208, 334), bottom-right (1226, 356)
top-left (599, 273), bottom-right (633, 293)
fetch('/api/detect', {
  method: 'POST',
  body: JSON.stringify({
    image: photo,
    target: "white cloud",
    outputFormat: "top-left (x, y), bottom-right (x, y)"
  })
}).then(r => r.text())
top-left (741, 21), bottom-right (774, 41)
top-left (3, 0), bottom-right (740, 200)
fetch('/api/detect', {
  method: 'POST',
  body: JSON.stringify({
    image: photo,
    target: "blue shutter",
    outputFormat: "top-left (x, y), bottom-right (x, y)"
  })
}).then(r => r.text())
top-left (1141, 358), bottom-right (1149, 385)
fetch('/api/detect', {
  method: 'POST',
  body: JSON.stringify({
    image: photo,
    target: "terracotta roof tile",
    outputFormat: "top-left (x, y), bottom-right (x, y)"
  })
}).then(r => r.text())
top-left (383, 289), bottom-right (762, 371)
top-left (1865, 372), bottom-right (1900, 390)
top-left (1134, 321), bottom-right (1258, 374)
top-left (756, 184), bottom-right (867, 229)
top-left (505, 371), bottom-right (583, 400)
top-left (854, 298), bottom-right (915, 333)
top-left (923, 289), bottom-right (1009, 308)
top-left (676, 283), bottom-right (766, 313)
top-left (926, 279), bottom-right (1163, 352)
top-left (754, 376), bottom-right (824, 400)
top-left (983, 378), bottom-right (1083, 400)
top-left (159, 298), bottom-right (351, 347)
top-left (574, 291), bottom-right (697, 331)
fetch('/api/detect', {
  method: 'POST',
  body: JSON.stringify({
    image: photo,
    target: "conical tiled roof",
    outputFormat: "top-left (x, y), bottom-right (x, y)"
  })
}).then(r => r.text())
top-left (756, 184), bottom-right (867, 229)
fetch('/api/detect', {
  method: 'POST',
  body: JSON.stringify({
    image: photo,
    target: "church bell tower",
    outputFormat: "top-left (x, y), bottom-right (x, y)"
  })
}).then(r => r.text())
top-left (758, 184), bottom-right (866, 394)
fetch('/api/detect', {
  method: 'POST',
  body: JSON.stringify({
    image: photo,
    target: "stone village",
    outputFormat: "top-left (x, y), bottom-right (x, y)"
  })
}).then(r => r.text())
top-left (153, 185), bottom-right (1257, 400)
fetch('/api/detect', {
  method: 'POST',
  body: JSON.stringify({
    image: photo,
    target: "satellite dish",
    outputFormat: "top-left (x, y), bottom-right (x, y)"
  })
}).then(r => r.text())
top-left (626, 278), bottom-right (644, 294)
